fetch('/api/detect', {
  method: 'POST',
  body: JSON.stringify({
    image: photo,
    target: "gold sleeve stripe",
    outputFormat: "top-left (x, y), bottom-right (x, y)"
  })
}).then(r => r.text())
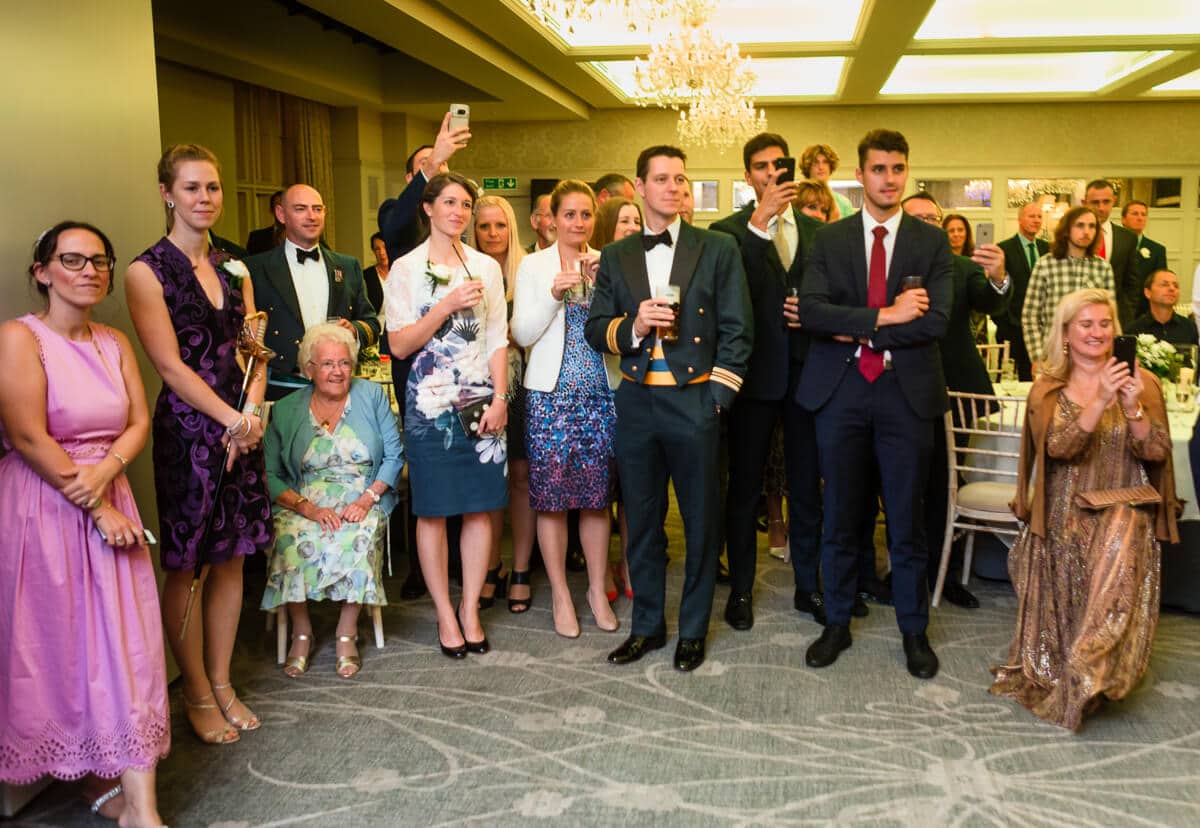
top-left (711, 367), bottom-right (743, 390)
top-left (711, 373), bottom-right (740, 392)
top-left (605, 317), bottom-right (623, 354)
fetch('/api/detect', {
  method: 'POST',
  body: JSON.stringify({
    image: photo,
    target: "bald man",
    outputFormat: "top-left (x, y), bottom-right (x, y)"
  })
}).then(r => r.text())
top-left (993, 202), bottom-right (1049, 380)
top-left (247, 184), bottom-right (380, 398)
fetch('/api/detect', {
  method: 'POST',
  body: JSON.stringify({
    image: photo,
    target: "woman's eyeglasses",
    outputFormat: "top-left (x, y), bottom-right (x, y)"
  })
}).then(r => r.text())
top-left (55, 253), bottom-right (116, 272)
top-left (309, 359), bottom-right (353, 372)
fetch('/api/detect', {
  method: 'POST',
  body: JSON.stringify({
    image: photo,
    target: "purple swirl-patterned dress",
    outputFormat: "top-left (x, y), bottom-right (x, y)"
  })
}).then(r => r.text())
top-left (136, 237), bottom-right (273, 570)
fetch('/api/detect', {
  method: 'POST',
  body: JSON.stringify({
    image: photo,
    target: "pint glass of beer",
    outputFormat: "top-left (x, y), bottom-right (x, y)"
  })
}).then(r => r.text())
top-left (656, 283), bottom-right (681, 343)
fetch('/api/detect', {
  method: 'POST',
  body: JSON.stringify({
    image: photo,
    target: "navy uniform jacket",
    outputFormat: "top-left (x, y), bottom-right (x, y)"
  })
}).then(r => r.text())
top-left (247, 244), bottom-right (380, 378)
top-left (797, 212), bottom-right (953, 419)
top-left (709, 204), bottom-right (823, 400)
top-left (943, 254), bottom-right (1009, 396)
top-left (584, 222), bottom-right (753, 409)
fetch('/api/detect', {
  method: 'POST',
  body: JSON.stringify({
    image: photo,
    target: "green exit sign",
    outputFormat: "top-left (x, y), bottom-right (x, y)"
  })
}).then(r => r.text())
top-left (483, 177), bottom-right (518, 191)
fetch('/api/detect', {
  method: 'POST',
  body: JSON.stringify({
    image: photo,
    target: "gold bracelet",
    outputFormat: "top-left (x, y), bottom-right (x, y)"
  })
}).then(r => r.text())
top-left (109, 450), bottom-right (129, 468)
top-left (292, 495), bottom-right (309, 511)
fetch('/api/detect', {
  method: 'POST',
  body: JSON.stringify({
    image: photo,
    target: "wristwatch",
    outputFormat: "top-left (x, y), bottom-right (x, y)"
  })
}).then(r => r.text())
top-left (494, 392), bottom-right (510, 404)
top-left (242, 401), bottom-right (263, 418)
top-left (364, 488), bottom-right (381, 504)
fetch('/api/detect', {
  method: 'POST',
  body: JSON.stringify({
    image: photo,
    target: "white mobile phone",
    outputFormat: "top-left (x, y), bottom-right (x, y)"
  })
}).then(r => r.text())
top-left (449, 103), bottom-right (470, 131)
top-left (976, 221), bottom-right (994, 247)
top-left (143, 528), bottom-right (158, 545)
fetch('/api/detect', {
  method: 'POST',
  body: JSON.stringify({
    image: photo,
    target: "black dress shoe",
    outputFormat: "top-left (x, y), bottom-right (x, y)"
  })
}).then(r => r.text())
top-left (941, 581), bottom-right (980, 609)
top-left (724, 592), bottom-right (754, 631)
top-left (851, 595), bottom-right (869, 618)
top-left (805, 625), bottom-right (851, 668)
top-left (400, 573), bottom-right (427, 600)
top-left (607, 632), bottom-right (667, 665)
top-left (793, 589), bottom-right (827, 626)
top-left (673, 638), bottom-right (706, 672)
top-left (716, 559), bottom-right (731, 585)
top-left (439, 639), bottom-right (467, 659)
top-left (902, 632), bottom-right (939, 679)
top-left (464, 637), bottom-right (490, 654)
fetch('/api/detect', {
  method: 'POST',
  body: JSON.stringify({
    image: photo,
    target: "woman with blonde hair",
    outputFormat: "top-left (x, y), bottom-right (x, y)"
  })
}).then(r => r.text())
top-left (991, 287), bottom-right (1177, 730)
top-left (467, 194), bottom-right (536, 611)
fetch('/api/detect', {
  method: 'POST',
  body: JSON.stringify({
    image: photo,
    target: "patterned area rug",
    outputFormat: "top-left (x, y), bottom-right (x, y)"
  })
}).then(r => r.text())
top-left (12, 555), bottom-right (1200, 827)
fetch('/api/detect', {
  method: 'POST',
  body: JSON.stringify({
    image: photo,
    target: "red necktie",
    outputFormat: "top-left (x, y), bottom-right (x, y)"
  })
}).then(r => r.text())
top-left (1098, 229), bottom-right (1107, 260)
top-left (859, 225), bottom-right (888, 382)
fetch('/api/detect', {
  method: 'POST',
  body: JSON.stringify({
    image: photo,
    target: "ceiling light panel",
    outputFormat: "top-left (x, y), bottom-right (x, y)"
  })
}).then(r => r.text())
top-left (593, 56), bottom-right (844, 99)
top-left (530, 0), bottom-right (863, 48)
top-left (882, 51), bottom-right (1172, 96)
top-left (915, 0), bottom-right (1200, 40)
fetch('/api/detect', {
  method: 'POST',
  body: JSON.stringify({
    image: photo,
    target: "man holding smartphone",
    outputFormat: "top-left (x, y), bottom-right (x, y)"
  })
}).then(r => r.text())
top-left (710, 132), bottom-right (825, 631)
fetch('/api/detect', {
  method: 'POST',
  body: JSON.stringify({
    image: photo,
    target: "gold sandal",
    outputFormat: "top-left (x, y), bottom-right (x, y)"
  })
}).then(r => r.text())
top-left (182, 692), bottom-right (239, 745)
top-left (284, 632), bottom-right (314, 678)
top-left (335, 634), bottom-right (361, 678)
top-left (212, 682), bottom-right (261, 731)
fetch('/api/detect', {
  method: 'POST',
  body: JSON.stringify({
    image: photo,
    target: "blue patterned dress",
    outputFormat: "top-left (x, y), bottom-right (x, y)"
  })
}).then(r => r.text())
top-left (526, 295), bottom-right (616, 511)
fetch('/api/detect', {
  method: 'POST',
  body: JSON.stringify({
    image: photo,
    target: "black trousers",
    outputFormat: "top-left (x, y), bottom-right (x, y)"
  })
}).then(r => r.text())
top-left (615, 381), bottom-right (721, 640)
top-left (813, 370), bottom-right (933, 633)
top-left (724, 371), bottom-right (822, 594)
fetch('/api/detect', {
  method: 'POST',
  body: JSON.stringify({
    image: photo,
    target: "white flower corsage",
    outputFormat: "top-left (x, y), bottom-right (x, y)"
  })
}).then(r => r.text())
top-left (1139, 247), bottom-right (1151, 259)
top-left (219, 258), bottom-right (250, 288)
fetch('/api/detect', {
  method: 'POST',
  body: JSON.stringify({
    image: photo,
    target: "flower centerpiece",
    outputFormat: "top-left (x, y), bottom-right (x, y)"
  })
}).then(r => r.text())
top-left (1135, 334), bottom-right (1181, 382)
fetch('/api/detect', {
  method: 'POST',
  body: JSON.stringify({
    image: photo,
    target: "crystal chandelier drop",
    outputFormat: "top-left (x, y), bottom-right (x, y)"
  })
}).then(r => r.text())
top-left (677, 93), bottom-right (768, 152)
top-left (632, 7), bottom-right (753, 109)
top-left (522, 0), bottom-right (705, 36)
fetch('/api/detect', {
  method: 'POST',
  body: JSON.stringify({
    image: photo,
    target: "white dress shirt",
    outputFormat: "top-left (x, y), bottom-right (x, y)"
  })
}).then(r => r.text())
top-left (746, 208), bottom-right (799, 266)
top-left (631, 216), bottom-right (683, 347)
top-left (1101, 221), bottom-right (1115, 261)
top-left (284, 239), bottom-right (329, 331)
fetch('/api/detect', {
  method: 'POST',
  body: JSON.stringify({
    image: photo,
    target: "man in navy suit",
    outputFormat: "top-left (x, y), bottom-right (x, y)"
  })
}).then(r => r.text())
top-left (710, 132), bottom-right (825, 631)
top-left (247, 184), bottom-right (379, 400)
top-left (586, 145), bottom-right (752, 672)
top-left (797, 129), bottom-right (952, 679)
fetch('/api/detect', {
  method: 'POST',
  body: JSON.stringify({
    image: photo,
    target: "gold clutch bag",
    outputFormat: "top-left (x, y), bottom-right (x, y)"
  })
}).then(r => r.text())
top-left (1075, 484), bottom-right (1159, 510)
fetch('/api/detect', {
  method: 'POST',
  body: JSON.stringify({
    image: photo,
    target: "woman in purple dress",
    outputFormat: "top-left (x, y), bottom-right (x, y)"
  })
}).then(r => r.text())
top-left (126, 144), bottom-right (273, 745)
top-left (0, 222), bottom-right (168, 826)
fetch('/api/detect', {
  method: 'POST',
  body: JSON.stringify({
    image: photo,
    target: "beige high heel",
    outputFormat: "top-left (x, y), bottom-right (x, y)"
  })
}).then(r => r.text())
top-left (284, 633), bottom-right (314, 678)
top-left (212, 683), bottom-right (261, 731)
top-left (335, 634), bottom-right (361, 678)
top-left (588, 589), bottom-right (620, 633)
top-left (182, 692), bottom-right (239, 745)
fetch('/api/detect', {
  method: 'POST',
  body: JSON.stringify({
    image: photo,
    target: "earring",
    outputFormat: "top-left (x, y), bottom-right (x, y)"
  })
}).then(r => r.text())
top-left (1063, 343), bottom-right (1069, 354)
top-left (166, 201), bottom-right (175, 209)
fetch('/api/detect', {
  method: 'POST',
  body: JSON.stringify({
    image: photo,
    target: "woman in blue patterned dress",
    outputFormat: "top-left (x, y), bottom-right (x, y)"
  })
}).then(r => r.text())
top-left (512, 180), bottom-right (619, 637)
top-left (385, 173), bottom-right (509, 657)
top-left (126, 144), bottom-right (273, 745)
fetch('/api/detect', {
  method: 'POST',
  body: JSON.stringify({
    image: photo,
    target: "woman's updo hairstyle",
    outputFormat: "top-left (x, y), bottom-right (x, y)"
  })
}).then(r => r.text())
top-left (157, 143), bottom-right (221, 232)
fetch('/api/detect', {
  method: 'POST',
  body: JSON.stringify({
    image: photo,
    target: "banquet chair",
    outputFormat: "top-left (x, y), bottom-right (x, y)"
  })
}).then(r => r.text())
top-left (934, 390), bottom-right (1027, 608)
top-left (976, 341), bottom-right (1010, 383)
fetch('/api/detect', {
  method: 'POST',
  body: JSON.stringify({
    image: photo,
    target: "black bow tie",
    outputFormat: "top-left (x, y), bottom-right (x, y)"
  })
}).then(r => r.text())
top-left (642, 230), bottom-right (673, 251)
top-left (295, 247), bottom-right (320, 265)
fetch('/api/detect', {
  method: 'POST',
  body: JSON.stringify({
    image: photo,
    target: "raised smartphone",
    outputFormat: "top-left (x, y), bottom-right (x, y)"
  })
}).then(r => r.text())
top-left (774, 156), bottom-right (796, 185)
top-left (1113, 334), bottom-right (1138, 375)
top-left (976, 221), bottom-right (994, 247)
top-left (449, 103), bottom-right (470, 131)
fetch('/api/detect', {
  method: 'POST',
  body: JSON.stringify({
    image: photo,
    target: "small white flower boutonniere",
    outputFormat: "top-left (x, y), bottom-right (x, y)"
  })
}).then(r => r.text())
top-left (218, 258), bottom-right (250, 288)
top-left (334, 268), bottom-right (344, 283)
top-left (1139, 247), bottom-right (1151, 259)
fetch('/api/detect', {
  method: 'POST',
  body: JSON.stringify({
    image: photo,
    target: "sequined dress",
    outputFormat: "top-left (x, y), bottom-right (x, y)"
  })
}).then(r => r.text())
top-left (990, 395), bottom-right (1168, 730)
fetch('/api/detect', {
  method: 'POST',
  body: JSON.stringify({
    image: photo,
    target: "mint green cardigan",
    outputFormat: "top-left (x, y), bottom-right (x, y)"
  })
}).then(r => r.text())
top-left (264, 379), bottom-right (404, 514)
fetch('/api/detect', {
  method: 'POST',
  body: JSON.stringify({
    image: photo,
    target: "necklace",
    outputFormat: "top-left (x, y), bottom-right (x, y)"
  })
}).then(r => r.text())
top-left (310, 395), bottom-right (347, 432)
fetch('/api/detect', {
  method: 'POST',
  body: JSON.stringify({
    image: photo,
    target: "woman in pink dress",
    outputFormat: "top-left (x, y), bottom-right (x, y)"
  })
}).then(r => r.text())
top-left (0, 222), bottom-right (168, 827)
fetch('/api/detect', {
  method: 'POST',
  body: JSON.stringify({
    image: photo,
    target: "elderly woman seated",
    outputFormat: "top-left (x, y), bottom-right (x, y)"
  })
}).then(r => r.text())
top-left (261, 323), bottom-right (404, 678)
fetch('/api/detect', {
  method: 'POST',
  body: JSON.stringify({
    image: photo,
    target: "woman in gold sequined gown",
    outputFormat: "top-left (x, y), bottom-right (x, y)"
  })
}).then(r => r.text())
top-left (991, 288), bottom-right (1178, 731)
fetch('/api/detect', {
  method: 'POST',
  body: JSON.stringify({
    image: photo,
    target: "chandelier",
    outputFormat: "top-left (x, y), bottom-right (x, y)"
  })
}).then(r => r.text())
top-left (521, 0), bottom-right (706, 36)
top-left (632, 8), bottom-right (753, 109)
top-left (677, 93), bottom-right (768, 152)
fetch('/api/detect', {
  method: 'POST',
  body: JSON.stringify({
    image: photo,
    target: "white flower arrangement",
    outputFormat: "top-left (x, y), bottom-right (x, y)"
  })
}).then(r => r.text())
top-left (1139, 246), bottom-right (1151, 259)
top-left (218, 257), bottom-right (250, 288)
top-left (1135, 333), bottom-right (1181, 382)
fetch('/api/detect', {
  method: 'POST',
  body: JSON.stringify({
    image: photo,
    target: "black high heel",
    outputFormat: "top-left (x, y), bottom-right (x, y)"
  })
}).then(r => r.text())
top-left (478, 564), bottom-right (509, 610)
top-left (438, 624), bottom-right (467, 659)
top-left (457, 605), bottom-right (490, 654)
top-left (508, 570), bottom-right (532, 613)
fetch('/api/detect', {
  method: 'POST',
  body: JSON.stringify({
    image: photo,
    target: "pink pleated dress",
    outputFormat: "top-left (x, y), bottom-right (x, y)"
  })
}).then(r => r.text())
top-left (0, 315), bottom-right (169, 784)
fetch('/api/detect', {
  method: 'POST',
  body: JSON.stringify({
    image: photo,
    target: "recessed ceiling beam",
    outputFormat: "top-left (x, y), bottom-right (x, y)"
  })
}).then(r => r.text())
top-left (1099, 50), bottom-right (1200, 97)
top-left (840, 0), bottom-right (936, 102)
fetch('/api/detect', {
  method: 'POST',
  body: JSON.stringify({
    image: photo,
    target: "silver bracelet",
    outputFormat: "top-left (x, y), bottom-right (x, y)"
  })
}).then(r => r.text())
top-left (225, 415), bottom-right (250, 438)
top-left (364, 488), bottom-right (381, 504)
top-left (109, 450), bottom-right (129, 468)
top-left (242, 401), bottom-right (263, 418)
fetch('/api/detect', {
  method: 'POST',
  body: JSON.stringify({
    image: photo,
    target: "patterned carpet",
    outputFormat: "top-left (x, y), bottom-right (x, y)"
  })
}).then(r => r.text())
top-left (11, 540), bottom-right (1200, 827)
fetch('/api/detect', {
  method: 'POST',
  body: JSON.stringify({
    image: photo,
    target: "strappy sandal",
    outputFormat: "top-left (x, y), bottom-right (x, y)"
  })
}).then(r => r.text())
top-left (478, 564), bottom-right (509, 610)
top-left (212, 683), bottom-right (261, 732)
top-left (335, 634), bottom-right (362, 678)
top-left (508, 570), bottom-right (532, 613)
top-left (284, 633), bottom-right (314, 678)
top-left (182, 692), bottom-right (239, 745)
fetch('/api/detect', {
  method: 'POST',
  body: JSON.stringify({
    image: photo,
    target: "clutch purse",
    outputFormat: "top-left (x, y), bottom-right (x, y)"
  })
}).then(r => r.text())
top-left (456, 396), bottom-right (493, 440)
top-left (1074, 484), bottom-right (1159, 510)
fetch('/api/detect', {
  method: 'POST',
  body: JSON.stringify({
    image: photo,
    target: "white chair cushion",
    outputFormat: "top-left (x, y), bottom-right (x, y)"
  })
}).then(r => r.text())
top-left (957, 481), bottom-right (1017, 513)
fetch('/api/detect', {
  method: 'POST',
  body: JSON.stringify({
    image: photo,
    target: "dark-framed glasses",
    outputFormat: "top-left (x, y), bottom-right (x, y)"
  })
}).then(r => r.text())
top-left (56, 253), bottom-right (115, 272)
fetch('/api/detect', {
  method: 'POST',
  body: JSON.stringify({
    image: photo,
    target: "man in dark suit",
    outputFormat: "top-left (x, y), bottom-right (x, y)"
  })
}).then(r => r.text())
top-left (902, 192), bottom-right (1010, 609)
top-left (710, 132), bottom-right (825, 631)
top-left (1127, 269), bottom-right (1199, 347)
top-left (994, 201), bottom-right (1049, 381)
top-left (1122, 200), bottom-right (1169, 317)
top-left (797, 129), bottom-right (952, 679)
top-left (586, 144), bottom-right (752, 672)
top-left (247, 184), bottom-right (380, 400)
top-left (244, 190), bottom-right (284, 255)
top-left (1085, 179), bottom-right (1139, 328)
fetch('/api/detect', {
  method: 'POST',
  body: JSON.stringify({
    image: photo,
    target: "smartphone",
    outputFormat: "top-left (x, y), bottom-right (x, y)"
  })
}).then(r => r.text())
top-left (1113, 335), bottom-right (1138, 375)
top-left (976, 221), bottom-right (994, 247)
top-left (774, 156), bottom-right (796, 185)
top-left (449, 103), bottom-right (470, 131)
top-left (142, 528), bottom-right (158, 545)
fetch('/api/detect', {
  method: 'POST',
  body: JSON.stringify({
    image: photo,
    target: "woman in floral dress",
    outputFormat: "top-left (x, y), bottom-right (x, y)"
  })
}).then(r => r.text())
top-left (385, 172), bottom-right (509, 657)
